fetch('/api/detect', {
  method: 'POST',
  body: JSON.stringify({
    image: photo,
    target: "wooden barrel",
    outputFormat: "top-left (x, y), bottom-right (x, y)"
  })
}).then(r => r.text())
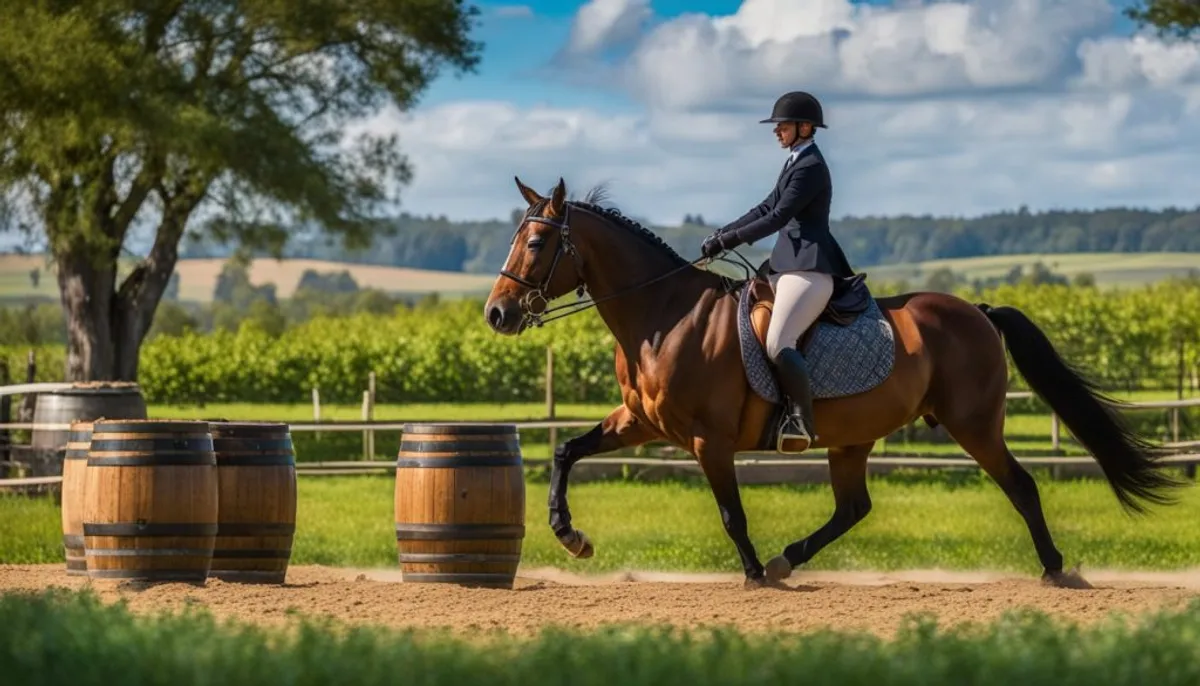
top-left (82, 419), bottom-right (218, 582)
top-left (208, 421), bottom-right (297, 584)
top-left (29, 382), bottom-right (146, 477)
top-left (59, 420), bottom-right (93, 576)
top-left (393, 423), bottom-right (526, 589)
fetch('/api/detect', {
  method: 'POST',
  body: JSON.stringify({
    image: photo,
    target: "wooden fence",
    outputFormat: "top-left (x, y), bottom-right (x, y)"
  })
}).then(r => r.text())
top-left (3, 391), bottom-right (1200, 493)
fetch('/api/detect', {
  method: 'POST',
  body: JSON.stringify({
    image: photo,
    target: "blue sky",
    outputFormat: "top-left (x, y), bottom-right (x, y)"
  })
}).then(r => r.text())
top-left (418, 0), bottom-right (1144, 109)
top-left (2, 0), bottom-right (1195, 255)
top-left (378, 0), bottom-right (1197, 226)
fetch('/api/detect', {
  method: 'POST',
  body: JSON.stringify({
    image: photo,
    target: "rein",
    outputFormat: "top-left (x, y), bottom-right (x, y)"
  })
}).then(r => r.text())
top-left (498, 202), bottom-right (757, 329)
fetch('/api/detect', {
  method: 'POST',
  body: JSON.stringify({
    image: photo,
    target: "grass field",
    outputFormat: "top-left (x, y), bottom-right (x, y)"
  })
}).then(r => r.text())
top-left (6, 251), bottom-right (1200, 304)
top-left (5, 475), bottom-right (1200, 573)
top-left (4, 588), bottom-right (1200, 686)
top-left (0, 253), bottom-right (498, 302)
top-left (867, 251), bottom-right (1200, 288)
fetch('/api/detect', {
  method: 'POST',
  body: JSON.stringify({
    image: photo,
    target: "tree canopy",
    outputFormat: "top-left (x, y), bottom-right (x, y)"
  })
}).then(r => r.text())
top-left (1125, 0), bottom-right (1200, 39)
top-left (0, 0), bottom-right (482, 380)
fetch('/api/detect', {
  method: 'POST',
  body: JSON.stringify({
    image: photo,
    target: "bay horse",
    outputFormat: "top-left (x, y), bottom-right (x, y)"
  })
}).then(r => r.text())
top-left (483, 176), bottom-right (1185, 590)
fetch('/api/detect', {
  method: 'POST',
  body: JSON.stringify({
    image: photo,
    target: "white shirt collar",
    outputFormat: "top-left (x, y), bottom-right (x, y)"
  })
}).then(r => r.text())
top-left (789, 138), bottom-right (814, 162)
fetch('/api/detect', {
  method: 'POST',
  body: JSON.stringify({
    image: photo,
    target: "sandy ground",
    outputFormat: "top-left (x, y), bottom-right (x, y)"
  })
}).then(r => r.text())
top-left (4, 564), bottom-right (1200, 639)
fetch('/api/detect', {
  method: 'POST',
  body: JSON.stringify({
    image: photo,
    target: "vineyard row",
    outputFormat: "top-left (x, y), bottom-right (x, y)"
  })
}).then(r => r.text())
top-left (6, 282), bottom-right (1200, 405)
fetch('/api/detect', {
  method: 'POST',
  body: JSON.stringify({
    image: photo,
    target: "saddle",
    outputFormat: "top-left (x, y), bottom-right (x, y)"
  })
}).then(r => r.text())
top-left (734, 260), bottom-right (896, 454)
top-left (743, 260), bottom-right (873, 351)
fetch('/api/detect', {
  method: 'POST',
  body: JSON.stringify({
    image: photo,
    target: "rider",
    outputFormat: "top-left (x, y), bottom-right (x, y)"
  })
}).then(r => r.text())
top-left (700, 90), bottom-right (858, 451)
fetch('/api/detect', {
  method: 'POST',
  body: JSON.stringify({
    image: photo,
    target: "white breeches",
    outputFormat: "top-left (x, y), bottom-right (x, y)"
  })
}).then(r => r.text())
top-left (765, 270), bottom-right (834, 360)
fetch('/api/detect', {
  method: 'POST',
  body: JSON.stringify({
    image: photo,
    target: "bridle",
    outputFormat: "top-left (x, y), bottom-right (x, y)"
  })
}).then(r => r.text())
top-left (497, 200), bottom-right (752, 330)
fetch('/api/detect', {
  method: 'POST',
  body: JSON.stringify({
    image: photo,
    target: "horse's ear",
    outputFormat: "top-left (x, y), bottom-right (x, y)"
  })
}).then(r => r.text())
top-left (549, 177), bottom-right (567, 214)
top-left (514, 176), bottom-right (543, 207)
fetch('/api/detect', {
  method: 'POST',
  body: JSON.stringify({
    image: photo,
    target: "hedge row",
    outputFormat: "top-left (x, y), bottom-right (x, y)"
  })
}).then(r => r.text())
top-left (5, 280), bottom-right (1200, 405)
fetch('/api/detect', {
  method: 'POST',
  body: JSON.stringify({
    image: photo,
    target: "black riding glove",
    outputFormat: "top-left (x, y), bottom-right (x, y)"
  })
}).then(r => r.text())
top-left (701, 231), bottom-right (731, 259)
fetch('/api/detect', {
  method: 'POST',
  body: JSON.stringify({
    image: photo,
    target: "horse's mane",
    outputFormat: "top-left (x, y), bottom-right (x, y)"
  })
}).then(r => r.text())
top-left (564, 183), bottom-right (691, 268)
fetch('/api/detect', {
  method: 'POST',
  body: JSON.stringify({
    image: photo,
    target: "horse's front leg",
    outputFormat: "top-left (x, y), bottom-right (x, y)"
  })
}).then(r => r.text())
top-left (549, 404), bottom-right (656, 558)
top-left (695, 436), bottom-right (775, 589)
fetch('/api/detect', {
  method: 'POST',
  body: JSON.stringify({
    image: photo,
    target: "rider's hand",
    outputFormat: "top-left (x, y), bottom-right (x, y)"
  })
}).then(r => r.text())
top-left (701, 231), bottom-right (728, 259)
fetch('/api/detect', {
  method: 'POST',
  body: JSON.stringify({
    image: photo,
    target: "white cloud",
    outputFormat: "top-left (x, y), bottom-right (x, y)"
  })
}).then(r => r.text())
top-left (564, 0), bottom-right (653, 56)
top-left (493, 5), bottom-right (534, 19)
top-left (606, 0), bottom-right (1124, 109)
top-left (360, 0), bottom-right (1200, 231)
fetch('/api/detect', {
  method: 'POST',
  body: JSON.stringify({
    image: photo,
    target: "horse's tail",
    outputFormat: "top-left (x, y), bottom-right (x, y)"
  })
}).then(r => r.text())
top-left (977, 302), bottom-right (1185, 514)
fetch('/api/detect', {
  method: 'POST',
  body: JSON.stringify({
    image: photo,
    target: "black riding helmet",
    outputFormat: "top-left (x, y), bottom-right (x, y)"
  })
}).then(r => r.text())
top-left (759, 91), bottom-right (826, 128)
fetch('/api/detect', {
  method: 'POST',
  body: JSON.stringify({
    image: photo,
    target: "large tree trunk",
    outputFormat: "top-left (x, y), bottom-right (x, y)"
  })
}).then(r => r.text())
top-left (112, 205), bottom-right (190, 380)
top-left (55, 245), bottom-right (119, 381)
top-left (52, 194), bottom-right (196, 382)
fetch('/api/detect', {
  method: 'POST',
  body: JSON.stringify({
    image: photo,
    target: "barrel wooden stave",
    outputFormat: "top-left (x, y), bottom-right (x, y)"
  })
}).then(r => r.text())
top-left (394, 423), bottom-right (525, 589)
top-left (82, 419), bottom-right (218, 583)
top-left (29, 382), bottom-right (147, 477)
top-left (60, 420), bottom-right (93, 576)
top-left (209, 421), bottom-right (297, 584)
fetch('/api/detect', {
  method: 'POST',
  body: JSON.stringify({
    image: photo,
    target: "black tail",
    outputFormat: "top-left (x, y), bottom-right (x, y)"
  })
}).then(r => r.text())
top-left (978, 303), bottom-right (1185, 514)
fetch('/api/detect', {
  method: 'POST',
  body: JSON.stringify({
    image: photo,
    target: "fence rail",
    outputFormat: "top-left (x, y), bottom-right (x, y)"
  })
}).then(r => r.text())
top-left (2, 392), bottom-right (1197, 450)
top-left (5, 452), bottom-right (1199, 493)
top-left (3, 388), bottom-right (1199, 485)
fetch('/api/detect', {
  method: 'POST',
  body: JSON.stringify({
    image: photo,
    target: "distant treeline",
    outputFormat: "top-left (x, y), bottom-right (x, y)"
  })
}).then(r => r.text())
top-left (180, 205), bottom-right (1200, 272)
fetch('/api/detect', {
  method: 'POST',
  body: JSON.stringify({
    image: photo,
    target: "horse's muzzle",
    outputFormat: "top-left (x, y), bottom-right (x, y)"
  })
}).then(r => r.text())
top-left (485, 300), bottom-right (523, 335)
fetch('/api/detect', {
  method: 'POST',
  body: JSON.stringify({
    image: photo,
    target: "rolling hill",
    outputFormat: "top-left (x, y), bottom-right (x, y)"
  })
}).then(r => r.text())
top-left (0, 254), bottom-right (499, 303)
top-left (4, 250), bottom-right (1200, 305)
top-left (864, 252), bottom-right (1200, 288)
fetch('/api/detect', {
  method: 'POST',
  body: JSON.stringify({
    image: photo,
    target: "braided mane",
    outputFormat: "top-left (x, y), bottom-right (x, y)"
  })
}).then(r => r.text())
top-left (565, 184), bottom-right (690, 267)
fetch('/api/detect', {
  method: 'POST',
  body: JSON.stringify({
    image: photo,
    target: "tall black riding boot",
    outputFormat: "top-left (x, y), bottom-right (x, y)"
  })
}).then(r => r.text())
top-left (771, 346), bottom-right (818, 452)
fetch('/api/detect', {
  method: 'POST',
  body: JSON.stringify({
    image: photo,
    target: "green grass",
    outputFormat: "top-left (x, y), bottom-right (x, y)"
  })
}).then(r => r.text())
top-left (867, 251), bottom-right (1200, 288)
top-left (5, 588), bottom-right (1200, 685)
top-left (6, 475), bottom-right (1200, 574)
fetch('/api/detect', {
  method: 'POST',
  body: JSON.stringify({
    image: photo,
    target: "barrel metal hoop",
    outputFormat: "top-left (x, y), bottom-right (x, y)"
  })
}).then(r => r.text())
top-left (395, 456), bottom-right (523, 468)
top-left (394, 523), bottom-right (525, 540)
top-left (398, 552), bottom-right (522, 564)
top-left (86, 455), bottom-right (217, 467)
top-left (83, 523), bottom-right (219, 536)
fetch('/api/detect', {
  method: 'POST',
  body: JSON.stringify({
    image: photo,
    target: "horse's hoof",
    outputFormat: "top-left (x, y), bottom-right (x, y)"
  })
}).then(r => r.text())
top-left (765, 555), bottom-right (792, 582)
top-left (1042, 564), bottom-right (1093, 590)
top-left (743, 574), bottom-right (789, 591)
top-left (559, 529), bottom-right (594, 559)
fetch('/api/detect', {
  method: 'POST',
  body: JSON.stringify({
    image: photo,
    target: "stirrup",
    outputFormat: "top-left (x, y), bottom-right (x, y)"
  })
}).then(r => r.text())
top-left (776, 413), bottom-right (814, 454)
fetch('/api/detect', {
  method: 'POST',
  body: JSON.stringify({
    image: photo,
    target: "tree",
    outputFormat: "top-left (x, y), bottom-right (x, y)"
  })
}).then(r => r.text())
top-left (0, 1), bottom-right (482, 380)
top-left (1125, 1), bottom-right (1200, 39)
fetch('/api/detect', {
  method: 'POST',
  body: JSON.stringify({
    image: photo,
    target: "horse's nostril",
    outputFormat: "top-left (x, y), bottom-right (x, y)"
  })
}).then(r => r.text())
top-left (487, 305), bottom-right (505, 330)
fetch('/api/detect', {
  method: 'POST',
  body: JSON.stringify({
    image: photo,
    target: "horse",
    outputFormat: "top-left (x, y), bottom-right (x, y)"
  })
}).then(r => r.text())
top-left (482, 176), bottom-right (1186, 590)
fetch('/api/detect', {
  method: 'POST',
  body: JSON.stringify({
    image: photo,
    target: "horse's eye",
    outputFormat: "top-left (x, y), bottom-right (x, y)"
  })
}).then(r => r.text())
top-left (526, 237), bottom-right (544, 250)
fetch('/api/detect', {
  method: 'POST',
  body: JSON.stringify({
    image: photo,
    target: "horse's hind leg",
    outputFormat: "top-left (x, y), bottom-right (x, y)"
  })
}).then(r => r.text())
top-left (764, 442), bottom-right (873, 582)
top-left (936, 410), bottom-right (1092, 589)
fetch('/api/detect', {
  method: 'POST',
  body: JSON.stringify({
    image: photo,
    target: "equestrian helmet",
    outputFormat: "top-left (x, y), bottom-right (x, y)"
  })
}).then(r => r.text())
top-left (759, 91), bottom-right (826, 128)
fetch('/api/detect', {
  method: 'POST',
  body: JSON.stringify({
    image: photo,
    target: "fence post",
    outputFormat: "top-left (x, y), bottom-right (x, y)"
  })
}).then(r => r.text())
top-left (311, 387), bottom-right (321, 440)
top-left (368, 372), bottom-right (377, 459)
top-left (545, 347), bottom-right (556, 451)
top-left (18, 350), bottom-right (36, 423)
top-left (1050, 412), bottom-right (1060, 453)
top-left (0, 359), bottom-right (10, 476)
